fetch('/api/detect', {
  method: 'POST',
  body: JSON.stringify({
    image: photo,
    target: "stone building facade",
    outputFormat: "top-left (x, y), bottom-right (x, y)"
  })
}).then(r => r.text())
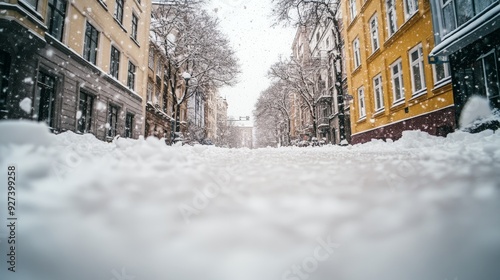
top-left (0, 0), bottom-right (152, 140)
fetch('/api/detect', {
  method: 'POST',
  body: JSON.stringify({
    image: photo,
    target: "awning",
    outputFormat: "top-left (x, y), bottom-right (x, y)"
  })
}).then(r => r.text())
top-left (429, 3), bottom-right (500, 62)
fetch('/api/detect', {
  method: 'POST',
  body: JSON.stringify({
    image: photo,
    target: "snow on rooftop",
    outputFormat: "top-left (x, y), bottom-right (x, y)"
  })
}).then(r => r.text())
top-left (0, 120), bottom-right (499, 280)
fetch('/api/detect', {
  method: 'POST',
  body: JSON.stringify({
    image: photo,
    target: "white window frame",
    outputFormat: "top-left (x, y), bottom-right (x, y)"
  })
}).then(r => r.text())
top-left (408, 44), bottom-right (426, 96)
top-left (432, 61), bottom-right (451, 87)
top-left (440, 0), bottom-right (457, 38)
top-left (369, 14), bottom-right (380, 53)
top-left (373, 74), bottom-right (385, 112)
top-left (357, 87), bottom-right (366, 119)
top-left (353, 37), bottom-right (361, 69)
top-left (390, 59), bottom-right (405, 104)
top-left (349, 0), bottom-right (357, 22)
top-left (404, 0), bottom-right (419, 21)
top-left (386, 0), bottom-right (398, 37)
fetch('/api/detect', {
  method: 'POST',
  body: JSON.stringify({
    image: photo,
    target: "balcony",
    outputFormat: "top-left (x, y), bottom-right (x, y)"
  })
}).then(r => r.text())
top-left (318, 117), bottom-right (330, 129)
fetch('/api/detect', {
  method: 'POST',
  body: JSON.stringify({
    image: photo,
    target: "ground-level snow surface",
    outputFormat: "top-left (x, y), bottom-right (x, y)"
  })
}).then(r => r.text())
top-left (0, 121), bottom-right (499, 280)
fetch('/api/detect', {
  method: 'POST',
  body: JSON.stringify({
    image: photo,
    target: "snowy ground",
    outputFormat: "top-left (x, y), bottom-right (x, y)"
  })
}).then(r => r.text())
top-left (0, 121), bottom-right (500, 280)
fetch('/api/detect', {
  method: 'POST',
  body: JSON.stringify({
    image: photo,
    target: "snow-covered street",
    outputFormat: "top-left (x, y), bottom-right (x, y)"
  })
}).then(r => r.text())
top-left (1, 121), bottom-right (500, 280)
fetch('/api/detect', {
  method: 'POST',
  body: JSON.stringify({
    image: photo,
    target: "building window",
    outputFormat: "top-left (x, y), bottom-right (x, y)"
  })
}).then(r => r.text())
top-left (131, 14), bottom-right (138, 41)
top-left (156, 59), bottom-right (162, 77)
top-left (23, 0), bottom-right (38, 9)
top-left (77, 91), bottom-right (94, 133)
top-left (147, 81), bottom-right (153, 102)
top-left (36, 72), bottom-right (56, 128)
top-left (47, 0), bottom-right (67, 41)
top-left (114, 0), bottom-right (124, 24)
top-left (154, 84), bottom-right (161, 105)
top-left (357, 87), bottom-right (366, 119)
top-left (110, 46), bottom-right (120, 79)
top-left (386, 0), bottom-right (398, 36)
top-left (349, 0), bottom-right (357, 22)
top-left (370, 15), bottom-right (380, 53)
top-left (373, 75), bottom-right (385, 111)
top-left (353, 38), bottom-right (361, 69)
top-left (127, 61), bottom-right (136, 91)
top-left (107, 104), bottom-right (119, 138)
top-left (84, 22), bottom-right (99, 65)
top-left (404, 0), bottom-right (419, 20)
top-left (440, 0), bottom-right (496, 37)
top-left (441, 0), bottom-right (457, 37)
top-left (409, 44), bottom-right (426, 95)
top-left (125, 113), bottom-right (134, 138)
top-left (148, 50), bottom-right (155, 69)
top-left (390, 59), bottom-right (405, 104)
top-left (479, 50), bottom-right (500, 101)
top-left (433, 61), bottom-right (451, 86)
top-left (0, 51), bottom-right (11, 120)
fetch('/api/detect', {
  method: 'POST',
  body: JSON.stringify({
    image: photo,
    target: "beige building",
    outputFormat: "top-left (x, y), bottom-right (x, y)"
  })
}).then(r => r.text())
top-left (215, 95), bottom-right (228, 145)
top-left (204, 88), bottom-right (217, 141)
top-left (0, 0), bottom-right (152, 140)
top-left (290, 26), bottom-right (314, 140)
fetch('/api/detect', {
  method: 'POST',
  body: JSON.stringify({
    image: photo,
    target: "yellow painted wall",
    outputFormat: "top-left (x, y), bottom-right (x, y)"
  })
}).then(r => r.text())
top-left (342, 0), bottom-right (454, 137)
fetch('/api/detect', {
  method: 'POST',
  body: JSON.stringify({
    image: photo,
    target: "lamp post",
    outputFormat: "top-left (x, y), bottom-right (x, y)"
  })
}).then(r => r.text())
top-left (172, 72), bottom-right (191, 144)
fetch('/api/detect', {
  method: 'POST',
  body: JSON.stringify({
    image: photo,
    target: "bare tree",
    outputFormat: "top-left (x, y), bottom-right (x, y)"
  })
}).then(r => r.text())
top-left (151, 1), bottom-right (240, 135)
top-left (254, 81), bottom-right (292, 147)
top-left (271, 0), bottom-right (348, 142)
top-left (269, 57), bottom-right (320, 137)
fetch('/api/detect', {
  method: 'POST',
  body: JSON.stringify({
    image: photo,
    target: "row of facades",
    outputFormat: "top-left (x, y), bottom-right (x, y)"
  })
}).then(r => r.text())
top-left (288, 0), bottom-right (500, 144)
top-left (0, 0), bottom-right (227, 143)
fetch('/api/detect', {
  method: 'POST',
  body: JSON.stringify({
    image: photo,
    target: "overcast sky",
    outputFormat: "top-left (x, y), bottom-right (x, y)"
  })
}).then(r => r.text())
top-left (207, 0), bottom-right (296, 124)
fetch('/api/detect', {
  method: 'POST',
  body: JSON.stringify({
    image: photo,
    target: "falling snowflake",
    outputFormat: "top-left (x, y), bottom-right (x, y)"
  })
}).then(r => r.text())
top-left (19, 97), bottom-right (32, 114)
top-left (23, 77), bottom-right (34, 84)
top-left (96, 101), bottom-right (107, 111)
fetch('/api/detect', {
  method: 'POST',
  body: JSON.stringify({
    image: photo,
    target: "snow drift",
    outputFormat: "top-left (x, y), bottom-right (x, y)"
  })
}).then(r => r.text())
top-left (0, 121), bottom-right (499, 280)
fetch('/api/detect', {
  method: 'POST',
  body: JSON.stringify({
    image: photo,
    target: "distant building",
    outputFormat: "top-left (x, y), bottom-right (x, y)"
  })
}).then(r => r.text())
top-left (204, 88), bottom-right (217, 141)
top-left (233, 126), bottom-right (253, 149)
top-left (290, 26), bottom-right (314, 140)
top-left (148, 2), bottom-right (190, 142)
top-left (187, 89), bottom-right (206, 142)
top-left (429, 0), bottom-right (500, 121)
top-left (144, 41), bottom-right (175, 140)
top-left (308, 11), bottom-right (350, 145)
top-left (342, 0), bottom-right (456, 144)
top-left (215, 96), bottom-right (228, 146)
top-left (0, 0), bottom-right (152, 140)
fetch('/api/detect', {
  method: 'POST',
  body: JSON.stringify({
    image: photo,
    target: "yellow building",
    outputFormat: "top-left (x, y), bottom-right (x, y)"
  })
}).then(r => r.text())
top-left (0, 0), bottom-right (151, 140)
top-left (342, 0), bottom-right (455, 144)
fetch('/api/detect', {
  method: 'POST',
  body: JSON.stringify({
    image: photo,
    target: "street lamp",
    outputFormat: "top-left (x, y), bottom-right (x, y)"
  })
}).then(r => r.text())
top-left (172, 72), bottom-right (191, 144)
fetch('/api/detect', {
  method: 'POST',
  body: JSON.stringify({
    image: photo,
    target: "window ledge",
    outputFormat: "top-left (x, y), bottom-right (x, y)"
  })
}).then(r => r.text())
top-left (346, 15), bottom-right (360, 31)
top-left (433, 77), bottom-right (452, 90)
top-left (131, 37), bottom-right (140, 47)
top-left (410, 88), bottom-right (427, 100)
top-left (357, 116), bottom-right (367, 123)
top-left (367, 48), bottom-right (381, 63)
top-left (391, 100), bottom-right (406, 110)
top-left (113, 17), bottom-right (128, 33)
top-left (404, 11), bottom-right (418, 23)
top-left (373, 108), bottom-right (385, 117)
top-left (352, 65), bottom-right (362, 75)
top-left (133, 0), bottom-right (144, 13)
top-left (18, 0), bottom-right (44, 21)
top-left (384, 11), bottom-right (421, 48)
top-left (96, 0), bottom-right (108, 11)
